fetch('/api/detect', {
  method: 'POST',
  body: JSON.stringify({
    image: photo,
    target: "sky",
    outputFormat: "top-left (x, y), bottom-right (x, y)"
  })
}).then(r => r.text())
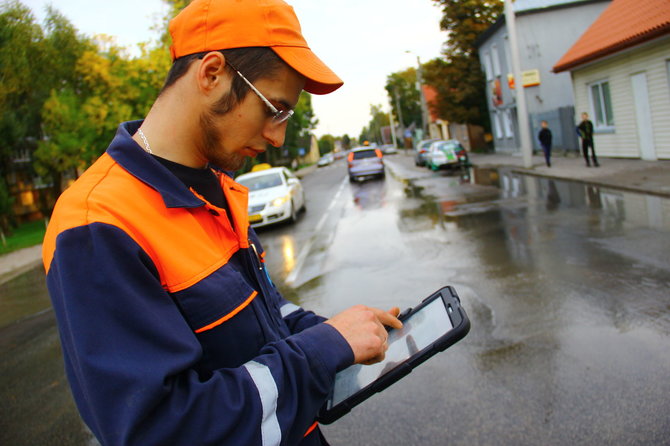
top-left (21, 0), bottom-right (448, 138)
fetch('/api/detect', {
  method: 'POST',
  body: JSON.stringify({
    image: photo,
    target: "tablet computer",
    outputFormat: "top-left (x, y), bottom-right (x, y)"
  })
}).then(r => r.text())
top-left (318, 285), bottom-right (470, 424)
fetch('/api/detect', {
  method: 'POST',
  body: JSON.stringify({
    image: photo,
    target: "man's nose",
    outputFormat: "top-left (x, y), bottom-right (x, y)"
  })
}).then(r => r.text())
top-left (262, 121), bottom-right (287, 148)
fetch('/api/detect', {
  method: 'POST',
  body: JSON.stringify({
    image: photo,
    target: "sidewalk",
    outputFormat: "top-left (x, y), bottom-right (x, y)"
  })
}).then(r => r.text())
top-left (468, 151), bottom-right (670, 198)
top-left (0, 244), bottom-right (43, 285)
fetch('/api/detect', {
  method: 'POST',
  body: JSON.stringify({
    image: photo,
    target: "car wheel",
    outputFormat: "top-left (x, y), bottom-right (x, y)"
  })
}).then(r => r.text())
top-left (349, 176), bottom-right (355, 183)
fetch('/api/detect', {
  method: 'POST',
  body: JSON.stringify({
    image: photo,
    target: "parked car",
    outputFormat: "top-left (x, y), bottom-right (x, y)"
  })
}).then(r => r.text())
top-left (317, 152), bottom-right (335, 167)
top-left (381, 144), bottom-right (398, 155)
top-left (235, 167), bottom-right (306, 228)
top-left (414, 138), bottom-right (440, 166)
top-left (425, 140), bottom-right (469, 171)
top-left (347, 146), bottom-right (385, 182)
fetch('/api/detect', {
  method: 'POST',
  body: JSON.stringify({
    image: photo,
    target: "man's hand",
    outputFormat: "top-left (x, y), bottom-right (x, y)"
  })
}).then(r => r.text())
top-left (326, 305), bottom-right (402, 365)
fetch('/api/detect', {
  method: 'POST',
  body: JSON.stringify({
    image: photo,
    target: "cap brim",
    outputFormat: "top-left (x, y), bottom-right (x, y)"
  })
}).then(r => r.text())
top-left (272, 46), bottom-right (343, 95)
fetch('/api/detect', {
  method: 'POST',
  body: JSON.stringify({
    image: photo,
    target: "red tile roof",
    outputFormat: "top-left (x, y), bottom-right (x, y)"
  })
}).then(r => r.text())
top-left (553, 0), bottom-right (670, 72)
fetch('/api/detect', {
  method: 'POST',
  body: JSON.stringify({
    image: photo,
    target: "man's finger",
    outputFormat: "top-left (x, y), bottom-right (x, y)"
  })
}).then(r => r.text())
top-left (371, 307), bottom-right (403, 330)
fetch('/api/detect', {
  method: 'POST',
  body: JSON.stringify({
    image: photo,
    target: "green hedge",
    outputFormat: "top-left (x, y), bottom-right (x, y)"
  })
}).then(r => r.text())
top-left (0, 220), bottom-right (46, 255)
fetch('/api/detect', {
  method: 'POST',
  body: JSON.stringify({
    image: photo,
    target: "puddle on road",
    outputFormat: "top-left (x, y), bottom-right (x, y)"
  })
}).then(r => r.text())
top-left (402, 166), bottom-right (670, 233)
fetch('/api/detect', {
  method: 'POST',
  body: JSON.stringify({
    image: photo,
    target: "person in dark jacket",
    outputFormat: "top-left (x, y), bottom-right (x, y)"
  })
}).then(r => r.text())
top-left (538, 120), bottom-right (552, 167)
top-left (577, 112), bottom-right (599, 167)
top-left (42, 1), bottom-right (402, 445)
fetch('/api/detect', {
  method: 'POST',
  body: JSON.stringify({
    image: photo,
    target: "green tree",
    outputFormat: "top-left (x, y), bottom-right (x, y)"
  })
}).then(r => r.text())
top-left (0, 1), bottom-right (46, 227)
top-left (359, 104), bottom-right (390, 145)
top-left (277, 92), bottom-right (317, 165)
top-left (341, 134), bottom-right (351, 151)
top-left (317, 134), bottom-right (335, 156)
top-left (385, 68), bottom-right (422, 129)
top-left (425, 0), bottom-right (503, 127)
top-left (32, 9), bottom-right (93, 203)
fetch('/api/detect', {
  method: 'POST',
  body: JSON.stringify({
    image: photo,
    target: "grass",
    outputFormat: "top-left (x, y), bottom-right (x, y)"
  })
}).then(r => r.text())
top-left (0, 219), bottom-right (47, 255)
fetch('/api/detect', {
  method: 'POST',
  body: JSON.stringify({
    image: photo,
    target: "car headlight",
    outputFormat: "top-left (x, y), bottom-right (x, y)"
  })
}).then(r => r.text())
top-left (271, 195), bottom-right (289, 208)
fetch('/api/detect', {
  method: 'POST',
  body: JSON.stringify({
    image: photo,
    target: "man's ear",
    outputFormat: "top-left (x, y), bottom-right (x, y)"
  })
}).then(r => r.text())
top-left (196, 52), bottom-right (228, 94)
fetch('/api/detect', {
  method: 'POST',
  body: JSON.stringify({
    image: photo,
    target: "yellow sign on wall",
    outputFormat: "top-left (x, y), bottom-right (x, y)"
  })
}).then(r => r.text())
top-left (507, 69), bottom-right (541, 89)
top-left (522, 69), bottom-right (540, 87)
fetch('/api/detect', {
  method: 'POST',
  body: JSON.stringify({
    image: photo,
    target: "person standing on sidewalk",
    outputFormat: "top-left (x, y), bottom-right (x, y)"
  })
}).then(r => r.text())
top-left (41, 1), bottom-right (402, 445)
top-left (538, 120), bottom-right (552, 167)
top-left (577, 112), bottom-right (599, 167)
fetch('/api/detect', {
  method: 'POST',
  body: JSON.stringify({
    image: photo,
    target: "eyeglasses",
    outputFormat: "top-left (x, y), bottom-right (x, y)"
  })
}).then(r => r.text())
top-left (226, 61), bottom-right (294, 124)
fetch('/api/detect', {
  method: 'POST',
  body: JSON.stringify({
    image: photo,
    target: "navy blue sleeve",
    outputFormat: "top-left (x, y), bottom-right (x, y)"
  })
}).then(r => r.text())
top-left (46, 223), bottom-right (353, 446)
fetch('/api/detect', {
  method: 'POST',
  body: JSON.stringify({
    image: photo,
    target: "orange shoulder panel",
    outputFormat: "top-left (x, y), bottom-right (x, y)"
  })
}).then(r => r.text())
top-left (43, 154), bottom-right (249, 293)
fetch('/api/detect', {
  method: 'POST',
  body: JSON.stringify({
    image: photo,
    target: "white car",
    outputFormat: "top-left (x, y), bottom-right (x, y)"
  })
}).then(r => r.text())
top-left (317, 152), bottom-right (335, 167)
top-left (235, 167), bottom-right (306, 228)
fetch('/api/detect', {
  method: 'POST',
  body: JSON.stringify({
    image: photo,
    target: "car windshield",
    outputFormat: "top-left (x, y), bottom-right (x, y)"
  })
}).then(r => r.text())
top-left (436, 142), bottom-right (460, 151)
top-left (237, 172), bottom-right (283, 191)
top-left (352, 150), bottom-right (377, 160)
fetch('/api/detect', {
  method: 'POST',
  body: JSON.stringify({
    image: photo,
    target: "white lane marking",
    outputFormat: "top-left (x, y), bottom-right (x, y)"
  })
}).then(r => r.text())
top-left (286, 176), bottom-right (347, 286)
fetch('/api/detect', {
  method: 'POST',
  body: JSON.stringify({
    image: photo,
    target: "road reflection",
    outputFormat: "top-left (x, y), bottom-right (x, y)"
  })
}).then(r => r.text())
top-left (350, 178), bottom-right (387, 210)
top-left (280, 235), bottom-right (296, 274)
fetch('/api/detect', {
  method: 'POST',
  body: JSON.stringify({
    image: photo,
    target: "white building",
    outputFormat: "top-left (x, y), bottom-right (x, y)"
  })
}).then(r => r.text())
top-left (476, 0), bottom-right (610, 153)
top-left (554, 0), bottom-right (670, 160)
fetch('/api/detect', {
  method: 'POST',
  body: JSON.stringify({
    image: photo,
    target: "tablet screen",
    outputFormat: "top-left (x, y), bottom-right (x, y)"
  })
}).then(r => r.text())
top-left (329, 297), bottom-right (454, 407)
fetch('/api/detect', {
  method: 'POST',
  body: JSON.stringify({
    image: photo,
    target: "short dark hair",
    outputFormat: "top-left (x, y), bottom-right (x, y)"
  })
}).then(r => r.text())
top-left (159, 47), bottom-right (286, 104)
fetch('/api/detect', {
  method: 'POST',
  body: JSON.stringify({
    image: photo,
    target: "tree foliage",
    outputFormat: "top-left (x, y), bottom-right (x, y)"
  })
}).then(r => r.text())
top-left (385, 68), bottom-right (422, 129)
top-left (280, 92), bottom-right (317, 162)
top-left (317, 134), bottom-right (335, 156)
top-left (424, 0), bottom-right (503, 126)
top-left (1, 0), bottom-right (326, 227)
top-left (0, 2), bottom-right (45, 183)
top-left (435, 0), bottom-right (503, 58)
top-left (359, 104), bottom-right (390, 145)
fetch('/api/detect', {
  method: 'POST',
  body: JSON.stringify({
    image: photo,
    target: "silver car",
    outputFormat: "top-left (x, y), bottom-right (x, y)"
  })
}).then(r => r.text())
top-left (347, 146), bottom-right (385, 182)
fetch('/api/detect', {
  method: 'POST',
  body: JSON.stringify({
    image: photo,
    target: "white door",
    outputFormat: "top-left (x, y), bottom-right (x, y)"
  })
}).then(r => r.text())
top-left (631, 72), bottom-right (656, 160)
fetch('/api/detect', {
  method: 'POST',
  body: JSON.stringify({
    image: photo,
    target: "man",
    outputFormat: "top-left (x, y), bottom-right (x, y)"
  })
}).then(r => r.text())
top-left (42, 1), bottom-right (401, 445)
top-left (577, 112), bottom-right (599, 167)
top-left (538, 120), bottom-right (552, 167)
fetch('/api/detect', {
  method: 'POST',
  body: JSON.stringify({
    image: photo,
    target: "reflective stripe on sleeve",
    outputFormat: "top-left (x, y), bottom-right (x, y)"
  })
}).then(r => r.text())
top-left (280, 302), bottom-right (300, 318)
top-left (243, 361), bottom-right (281, 446)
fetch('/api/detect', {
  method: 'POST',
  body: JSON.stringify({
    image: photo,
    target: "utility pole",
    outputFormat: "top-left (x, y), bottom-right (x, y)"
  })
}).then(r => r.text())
top-left (389, 107), bottom-right (398, 149)
top-left (393, 87), bottom-right (407, 152)
top-left (505, 0), bottom-right (533, 168)
top-left (409, 53), bottom-right (430, 138)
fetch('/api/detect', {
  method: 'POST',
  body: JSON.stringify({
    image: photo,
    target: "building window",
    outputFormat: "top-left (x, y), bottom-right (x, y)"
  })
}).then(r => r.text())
top-left (483, 52), bottom-right (493, 81)
top-left (491, 44), bottom-right (501, 77)
top-left (503, 109), bottom-right (514, 138)
top-left (589, 80), bottom-right (614, 128)
top-left (493, 112), bottom-right (503, 139)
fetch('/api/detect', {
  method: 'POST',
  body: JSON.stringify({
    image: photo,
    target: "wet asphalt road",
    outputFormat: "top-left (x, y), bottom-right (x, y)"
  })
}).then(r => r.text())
top-left (1, 153), bottom-right (669, 445)
top-left (261, 155), bottom-right (670, 445)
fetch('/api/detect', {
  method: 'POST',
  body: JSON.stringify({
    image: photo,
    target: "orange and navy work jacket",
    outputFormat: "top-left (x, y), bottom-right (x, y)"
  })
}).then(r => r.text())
top-left (42, 121), bottom-right (353, 446)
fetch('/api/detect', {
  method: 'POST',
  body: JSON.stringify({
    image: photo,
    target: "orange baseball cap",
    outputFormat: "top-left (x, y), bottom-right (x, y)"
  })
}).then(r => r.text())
top-left (169, 0), bottom-right (343, 95)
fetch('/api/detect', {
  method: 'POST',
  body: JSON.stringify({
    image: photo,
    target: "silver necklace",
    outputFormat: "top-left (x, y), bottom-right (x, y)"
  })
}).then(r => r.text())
top-left (137, 128), bottom-right (152, 154)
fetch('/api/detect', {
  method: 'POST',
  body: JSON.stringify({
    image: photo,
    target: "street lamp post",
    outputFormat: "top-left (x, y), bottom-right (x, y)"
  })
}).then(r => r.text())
top-left (406, 51), bottom-right (430, 139)
top-left (504, 0), bottom-right (533, 168)
top-left (388, 106), bottom-right (398, 149)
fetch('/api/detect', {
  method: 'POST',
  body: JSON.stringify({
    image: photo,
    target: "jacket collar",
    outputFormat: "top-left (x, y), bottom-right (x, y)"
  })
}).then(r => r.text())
top-left (107, 121), bottom-right (208, 209)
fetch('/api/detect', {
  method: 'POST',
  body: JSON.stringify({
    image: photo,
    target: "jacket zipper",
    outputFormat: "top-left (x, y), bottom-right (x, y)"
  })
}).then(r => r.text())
top-left (246, 241), bottom-right (283, 336)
